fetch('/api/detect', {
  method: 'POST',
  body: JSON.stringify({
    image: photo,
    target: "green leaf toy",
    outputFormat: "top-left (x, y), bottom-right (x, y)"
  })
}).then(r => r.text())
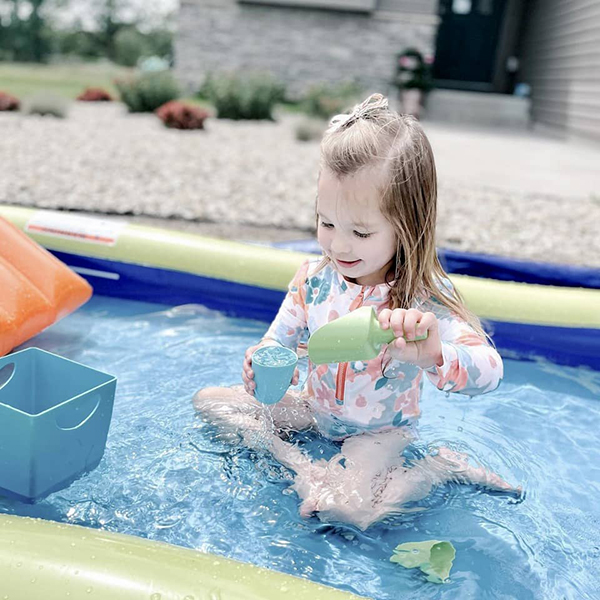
top-left (390, 540), bottom-right (456, 584)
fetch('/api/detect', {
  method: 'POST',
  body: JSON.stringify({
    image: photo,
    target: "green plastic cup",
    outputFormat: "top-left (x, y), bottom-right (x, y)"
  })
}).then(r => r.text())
top-left (251, 346), bottom-right (298, 405)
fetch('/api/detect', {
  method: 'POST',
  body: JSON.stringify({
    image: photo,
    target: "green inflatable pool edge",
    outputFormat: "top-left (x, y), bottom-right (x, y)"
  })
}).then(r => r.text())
top-left (0, 515), bottom-right (367, 600)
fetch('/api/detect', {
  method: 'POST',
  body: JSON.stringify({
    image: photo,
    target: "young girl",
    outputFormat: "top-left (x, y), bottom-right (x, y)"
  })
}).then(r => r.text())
top-left (194, 93), bottom-right (518, 530)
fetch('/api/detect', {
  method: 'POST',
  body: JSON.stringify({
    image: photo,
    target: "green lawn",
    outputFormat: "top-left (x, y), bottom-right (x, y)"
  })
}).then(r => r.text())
top-left (0, 61), bottom-right (134, 99)
top-left (0, 61), bottom-right (305, 114)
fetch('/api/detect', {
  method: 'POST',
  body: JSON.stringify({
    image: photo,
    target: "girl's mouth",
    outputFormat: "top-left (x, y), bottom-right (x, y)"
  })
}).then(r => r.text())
top-left (336, 259), bottom-right (361, 268)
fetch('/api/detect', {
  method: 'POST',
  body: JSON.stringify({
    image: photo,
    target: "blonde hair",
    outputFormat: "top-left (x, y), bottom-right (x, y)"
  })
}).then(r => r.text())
top-left (317, 93), bottom-right (486, 338)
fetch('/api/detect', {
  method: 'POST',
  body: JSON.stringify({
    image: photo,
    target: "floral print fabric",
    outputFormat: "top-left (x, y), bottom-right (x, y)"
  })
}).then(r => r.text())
top-left (264, 259), bottom-right (503, 440)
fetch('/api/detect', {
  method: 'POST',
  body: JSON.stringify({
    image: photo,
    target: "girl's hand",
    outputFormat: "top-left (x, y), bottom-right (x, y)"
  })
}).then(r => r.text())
top-left (378, 308), bottom-right (444, 370)
top-left (242, 340), bottom-right (300, 396)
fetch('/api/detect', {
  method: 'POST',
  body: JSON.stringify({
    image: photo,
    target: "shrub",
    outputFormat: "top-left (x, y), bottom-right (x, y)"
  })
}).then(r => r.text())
top-left (114, 27), bottom-right (149, 67)
top-left (21, 93), bottom-right (69, 118)
top-left (0, 91), bottom-right (20, 111)
top-left (155, 101), bottom-right (209, 130)
top-left (115, 72), bottom-right (180, 113)
top-left (392, 48), bottom-right (434, 93)
top-left (55, 30), bottom-right (104, 59)
top-left (295, 117), bottom-right (326, 142)
top-left (300, 81), bottom-right (363, 120)
top-left (77, 88), bottom-right (113, 102)
top-left (200, 72), bottom-right (285, 120)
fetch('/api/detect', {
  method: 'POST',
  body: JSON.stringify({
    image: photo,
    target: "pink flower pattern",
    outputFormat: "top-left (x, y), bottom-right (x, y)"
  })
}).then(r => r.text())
top-left (264, 259), bottom-right (503, 439)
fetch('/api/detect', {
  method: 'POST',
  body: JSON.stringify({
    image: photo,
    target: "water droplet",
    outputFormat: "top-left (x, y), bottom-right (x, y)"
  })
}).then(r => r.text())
top-left (412, 549), bottom-right (419, 554)
top-left (150, 594), bottom-right (162, 600)
top-left (457, 426), bottom-right (463, 432)
top-left (280, 585), bottom-right (289, 592)
top-left (86, 588), bottom-right (93, 594)
top-left (16, 562), bottom-right (22, 568)
top-left (30, 578), bottom-right (36, 584)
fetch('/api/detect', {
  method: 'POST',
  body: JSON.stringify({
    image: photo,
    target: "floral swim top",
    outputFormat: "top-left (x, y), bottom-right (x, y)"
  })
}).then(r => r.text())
top-left (264, 259), bottom-right (503, 440)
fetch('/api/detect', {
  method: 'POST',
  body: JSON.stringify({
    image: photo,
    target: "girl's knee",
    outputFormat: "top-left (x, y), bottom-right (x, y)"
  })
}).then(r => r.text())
top-left (192, 385), bottom-right (251, 412)
top-left (270, 392), bottom-right (315, 431)
top-left (193, 387), bottom-right (225, 411)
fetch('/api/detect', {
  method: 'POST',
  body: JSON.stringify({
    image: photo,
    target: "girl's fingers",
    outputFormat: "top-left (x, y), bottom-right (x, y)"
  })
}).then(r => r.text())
top-left (390, 309), bottom-right (407, 337)
top-left (394, 337), bottom-right (407, 352)
top-left (403, 309), bottom-right (423, 340)
top-left (378, 308), bottom-right (392, 329)
top-left (416, 312), bottom-right (437, 337)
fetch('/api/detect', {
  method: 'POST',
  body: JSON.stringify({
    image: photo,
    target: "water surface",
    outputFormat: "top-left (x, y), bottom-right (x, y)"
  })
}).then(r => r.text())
top-left (1, 296), bottom-right (599, 600)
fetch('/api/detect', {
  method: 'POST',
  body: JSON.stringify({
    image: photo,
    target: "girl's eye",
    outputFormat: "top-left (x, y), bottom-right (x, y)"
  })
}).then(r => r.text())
top-left (320, 221), bottom-right (334, 229)
top-left (354, 231), bottom-right (371, 239)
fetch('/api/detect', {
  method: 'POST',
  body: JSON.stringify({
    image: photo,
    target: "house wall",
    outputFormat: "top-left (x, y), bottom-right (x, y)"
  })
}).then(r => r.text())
top-left (492, 0), bottom-right (526, 93)
top-left (175, 0), bottom-right (439, 98)
top-left (519, 0), bottom-right (600, 141)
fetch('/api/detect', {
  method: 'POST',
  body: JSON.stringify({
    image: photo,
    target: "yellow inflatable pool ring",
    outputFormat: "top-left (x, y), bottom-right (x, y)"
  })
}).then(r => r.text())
top-left (0, 514), bottom-right (363, 600)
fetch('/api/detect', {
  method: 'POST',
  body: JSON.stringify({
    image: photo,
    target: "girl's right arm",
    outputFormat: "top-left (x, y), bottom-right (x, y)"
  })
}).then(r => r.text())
top-left (242, 260), bottom-right (310, 395)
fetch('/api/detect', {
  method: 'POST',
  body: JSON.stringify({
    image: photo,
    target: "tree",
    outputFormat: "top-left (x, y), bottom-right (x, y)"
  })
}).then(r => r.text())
top-left (0, 0), bottom-right (52, 62)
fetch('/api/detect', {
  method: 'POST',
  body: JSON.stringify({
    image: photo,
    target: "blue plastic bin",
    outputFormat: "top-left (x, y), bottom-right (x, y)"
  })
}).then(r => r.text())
top-left (0, 348), bottom-right (116, 502)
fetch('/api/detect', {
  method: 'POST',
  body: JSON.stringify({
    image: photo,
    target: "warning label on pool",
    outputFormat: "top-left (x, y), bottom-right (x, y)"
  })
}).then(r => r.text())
top-left (26, 211), bottom-right (128, 247)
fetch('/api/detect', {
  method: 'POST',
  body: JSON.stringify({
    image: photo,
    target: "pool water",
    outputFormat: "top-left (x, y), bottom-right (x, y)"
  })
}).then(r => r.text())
top-left (2, 296), bottom-right (599, 600)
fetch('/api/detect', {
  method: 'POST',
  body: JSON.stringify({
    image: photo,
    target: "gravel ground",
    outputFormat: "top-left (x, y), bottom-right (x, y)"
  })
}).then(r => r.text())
top-left (1, 102), bottom-right (599, 267)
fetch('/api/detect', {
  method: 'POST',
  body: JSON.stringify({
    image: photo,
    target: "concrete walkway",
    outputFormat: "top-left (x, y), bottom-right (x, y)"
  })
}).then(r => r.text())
top-left (423, 121), bottom-right (600, 201)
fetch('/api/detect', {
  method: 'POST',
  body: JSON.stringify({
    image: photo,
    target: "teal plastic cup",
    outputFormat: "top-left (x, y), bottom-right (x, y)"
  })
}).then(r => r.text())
top-left (251, 346), bottom-right (298, 405)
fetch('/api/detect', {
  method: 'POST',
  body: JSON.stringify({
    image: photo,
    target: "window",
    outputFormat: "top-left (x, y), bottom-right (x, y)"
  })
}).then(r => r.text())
top-left (452, 0), bottom-right (472, 14)
top-left (477, 0), bottom-right (494, 15)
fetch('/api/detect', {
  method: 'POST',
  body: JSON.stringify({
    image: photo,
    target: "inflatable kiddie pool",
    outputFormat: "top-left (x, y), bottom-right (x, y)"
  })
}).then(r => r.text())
top-left (0, 204), bottom-right (599, 599)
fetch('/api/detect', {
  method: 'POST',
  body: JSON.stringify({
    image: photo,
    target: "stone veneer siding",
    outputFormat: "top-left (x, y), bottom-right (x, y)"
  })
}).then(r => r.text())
top-left (175, 0), bottom-right (438, 98)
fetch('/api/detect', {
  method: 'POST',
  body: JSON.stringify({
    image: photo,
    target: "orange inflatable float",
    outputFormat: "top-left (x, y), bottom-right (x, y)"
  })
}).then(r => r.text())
top-left (0, 217), bottom-right (92, 356)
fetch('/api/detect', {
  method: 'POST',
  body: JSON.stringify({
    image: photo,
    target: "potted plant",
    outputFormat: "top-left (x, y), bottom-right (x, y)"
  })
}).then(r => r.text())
top-left (392, 48), bottom-right (434, 119)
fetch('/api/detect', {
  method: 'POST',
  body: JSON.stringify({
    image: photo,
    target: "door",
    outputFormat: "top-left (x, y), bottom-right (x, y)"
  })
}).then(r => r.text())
top-left (434, 0), bottom-right (507, 90)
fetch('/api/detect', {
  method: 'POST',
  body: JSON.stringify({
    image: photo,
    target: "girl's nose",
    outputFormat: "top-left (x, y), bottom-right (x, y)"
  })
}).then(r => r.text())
top-left (330, 232), bottom-right (352, 255)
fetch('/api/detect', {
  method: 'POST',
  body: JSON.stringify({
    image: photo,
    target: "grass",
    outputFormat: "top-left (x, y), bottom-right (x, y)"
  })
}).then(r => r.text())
top-left (0, 61), bottom-right (309, 115)
top-left (0, 61), bottom-right (217, 110)
top-left (0, 61), bottom-right (134, 100)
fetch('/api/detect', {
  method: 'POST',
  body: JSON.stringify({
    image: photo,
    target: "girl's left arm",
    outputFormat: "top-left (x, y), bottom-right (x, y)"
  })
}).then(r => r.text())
top-left (424, 311), bottom-right (503, 395)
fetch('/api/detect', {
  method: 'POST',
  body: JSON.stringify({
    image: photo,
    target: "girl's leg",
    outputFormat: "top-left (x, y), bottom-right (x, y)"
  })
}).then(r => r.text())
top-left (377, 447), bottom-right (521, 515)
top-left (430, 447), bottom-right (521, 494)
top-left (293, 441), bottom-right (521, 531)
top-left (193, 384), bottom-right (315, 432)
top-left (194, 388), bottom-right (329, 517)
top-left (337, 427), bottom-right (414, 479)
top-left (289, 428), bottom-right (415, 530)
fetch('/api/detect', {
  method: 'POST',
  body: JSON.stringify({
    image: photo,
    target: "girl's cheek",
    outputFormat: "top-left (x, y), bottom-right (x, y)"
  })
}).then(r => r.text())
top-left (317, 229), bottom-right (330, 252)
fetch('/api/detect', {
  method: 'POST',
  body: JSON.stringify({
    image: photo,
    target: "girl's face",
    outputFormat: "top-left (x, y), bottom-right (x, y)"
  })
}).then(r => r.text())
top-left (317, 167), bottom-right (397, 286)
